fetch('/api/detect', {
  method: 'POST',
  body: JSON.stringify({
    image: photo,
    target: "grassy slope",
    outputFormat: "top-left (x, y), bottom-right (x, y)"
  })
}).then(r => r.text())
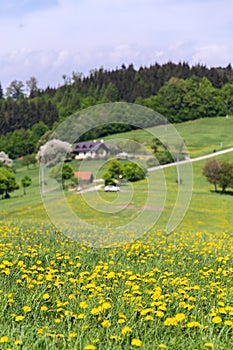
top-left (1, 117), bottom-right (233, 234)
top-left (104, 116), bottom-right (233, 157)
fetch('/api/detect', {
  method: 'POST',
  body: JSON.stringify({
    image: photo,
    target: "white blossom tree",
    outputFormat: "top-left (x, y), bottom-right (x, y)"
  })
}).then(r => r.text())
top-left (36, 139), bottom-right (72, 167)
top-left (0, 151), bottom-right (13, 167)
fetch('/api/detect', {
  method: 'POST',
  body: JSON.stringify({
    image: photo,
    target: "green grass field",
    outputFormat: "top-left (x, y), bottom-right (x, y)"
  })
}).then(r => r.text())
top-left (1, 116), bottom-right (233, 349)
top-left (104, 116), bottom-right (233, 157)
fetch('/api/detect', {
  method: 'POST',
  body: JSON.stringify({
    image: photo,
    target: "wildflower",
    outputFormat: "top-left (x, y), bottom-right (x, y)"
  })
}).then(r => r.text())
top-left (91, 307), bottom-right (101, 315)
top-left (121, 326), bottom-right (132, 334)
top-left (164, 317), bottom-right (178, 326)
top-left (42, 293), bottom-right (50, 300)
top-left (212, 316), bottom-right (222, 324)
top-left (101, 320), bottom-right (111, 327)
top-left (68, 294), bottom-right (75, 300)
top-left (204, 343), bottom-right (213, 348)
top-left (158, 344), bottom-right (167, 348)
top-left (14, 340), bottom-right (23, 345)
top-left (187, 322), bottom-right (202, 328)
top-left (77, 313), bottom-right (85, 319)
top-left (224, 320), bottom-right (233, 326)
top-left (101, 302), bottom-right (111, 310)
top-left (79, 301), bottom-right (88, 309)
top-left (84, 345), bottom-right (96, 350)
top-left (145, 315), bottom-right (154, 321)
top-left (175, 313), bottom-right (186, 322)
top-left (15, 315), bottom-right (25, 322)
top-left (22, 306), bottom-right (31, 312)
top-left (110, 335), bottom-right (121, 341)
top-left (118, 318), bottom-right (126, 324)
top-left (69, 332), bottom-right (77, 338)
top-left (0, 336), bottom-right (9, 343)
top-left (156, 310), bottom-right (164, 317)
top-left (41, 306), bottom-right (48, 311)
top-left (131, 338), bottom-right (142, 347)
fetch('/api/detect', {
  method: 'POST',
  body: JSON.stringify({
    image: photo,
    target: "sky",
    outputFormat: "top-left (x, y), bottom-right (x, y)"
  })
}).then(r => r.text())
top-left (0, 0), bottom-right (233, 90)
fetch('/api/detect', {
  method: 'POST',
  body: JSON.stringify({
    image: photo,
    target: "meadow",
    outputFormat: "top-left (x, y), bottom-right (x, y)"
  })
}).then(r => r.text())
top-left (0, 117), bottom-right (233, 349)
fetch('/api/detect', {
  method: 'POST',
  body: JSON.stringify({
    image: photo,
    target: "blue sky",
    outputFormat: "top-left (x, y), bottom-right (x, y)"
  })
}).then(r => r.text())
top-left (0, 0), bottom-right (232, 90)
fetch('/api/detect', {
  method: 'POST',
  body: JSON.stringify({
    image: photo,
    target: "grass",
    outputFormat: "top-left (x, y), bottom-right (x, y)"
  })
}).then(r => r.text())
top-left (104, 116), bottom-right (233, 158)
top-left (1, 224), bottom-right (233, 349)
top-left (1, 116), bottom-right (233, 349)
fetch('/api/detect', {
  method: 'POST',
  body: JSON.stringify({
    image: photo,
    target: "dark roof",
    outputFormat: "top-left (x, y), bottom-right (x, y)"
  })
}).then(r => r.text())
top-left (72, 141), bottom-right (109, 153)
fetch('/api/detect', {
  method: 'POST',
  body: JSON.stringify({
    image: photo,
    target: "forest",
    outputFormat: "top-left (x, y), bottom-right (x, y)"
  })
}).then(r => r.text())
top-left (0, 61), bottom-right (233, 158)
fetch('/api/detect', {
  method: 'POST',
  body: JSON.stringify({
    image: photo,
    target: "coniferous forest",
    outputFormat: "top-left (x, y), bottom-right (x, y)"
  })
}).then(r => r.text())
top-left (1, 61), bottom-right (233, 158)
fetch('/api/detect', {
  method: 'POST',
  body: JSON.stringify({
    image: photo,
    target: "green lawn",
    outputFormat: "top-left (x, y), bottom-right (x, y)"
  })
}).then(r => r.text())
top-left (104, 116), bottom-right (233, 158)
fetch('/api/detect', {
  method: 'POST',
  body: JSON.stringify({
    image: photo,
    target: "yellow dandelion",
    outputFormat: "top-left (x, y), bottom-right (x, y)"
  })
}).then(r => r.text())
top-left (91, 307), bottom-right (101, 315)
top-left (156, 310), bottom-right (164, 317)
top-left (212, 316), bottom-right (222, 324)
top-left (77, 313), bottom-right (85, 319)
top-left (131, 338), bottom-right (142, 347)
top-left (145, 315), bottom-right (154, 321)
top-left (0, 336), bottom-right (9, 343)
top-left (101, 319), bottom-right (111, 327)
top-left (175, 313), bottom-right (186, 322)
top-left (118, 318), bottom-right (126, 324)
top-left (164, 317), bottom-right (178, 326)
top-left (42, 293), bottom-right (50, 300)
top-left (158, 344), bottom-right (167, 349)
top-left (121, 326), bottom-right (132, 335)
top-left (204, 343), bottom-right (213, 348)
top-left (14, 340), bottom-right (23, 345)
top-left (187, 322), bottom-right (202, 328)
top-left (15, 315), bottom-right (25, 322)
top-left (79, 301), bottom-right (88, 309)
top-left (22, 306), bottom-right (31, 312)
top-left (69, 332), bottom-right (77, 338)
top-left (41, 305), bottom-right (48, 311)
top-left (101, 302), bottom-right (111, 310)
top-left (84, 345), bottom-right (96, 350)
top-left (110, 335), bottom-right (121, 341)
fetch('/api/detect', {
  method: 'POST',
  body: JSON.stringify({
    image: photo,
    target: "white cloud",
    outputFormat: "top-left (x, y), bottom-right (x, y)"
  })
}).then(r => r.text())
top-left (0, 0), bottom-right (233, 89)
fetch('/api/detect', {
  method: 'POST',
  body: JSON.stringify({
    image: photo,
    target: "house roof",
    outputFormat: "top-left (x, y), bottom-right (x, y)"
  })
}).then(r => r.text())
top-left (74, 172), bottom-right (93, 180)
top-left (72, 141), bottom-right (109, 153)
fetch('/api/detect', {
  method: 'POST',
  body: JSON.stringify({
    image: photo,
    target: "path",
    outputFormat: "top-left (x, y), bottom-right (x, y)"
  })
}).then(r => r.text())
top-left (148, 147), bottom-right (233, 172)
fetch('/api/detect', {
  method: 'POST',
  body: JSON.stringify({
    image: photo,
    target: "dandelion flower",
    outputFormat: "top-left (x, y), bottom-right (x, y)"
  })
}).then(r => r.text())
top-left (121, 326), bottom-right (132, 334)
top-left (131, 338), bottom-right (142, 347)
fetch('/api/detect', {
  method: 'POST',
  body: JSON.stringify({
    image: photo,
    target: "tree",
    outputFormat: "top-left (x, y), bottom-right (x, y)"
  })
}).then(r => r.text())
top-left (36, 139), bottom-right (71, 167)
top-left (26, 76), bottom-right (39, 98)
top-left (202, 159), bottom-right (221, 192)
top-left (102, 159), bottom-right (123, 185)
top-left (217, 161), bottom-right (233, 192)
top-left (22, 154), bottom-right (37, 169)
top-left (123, 162), bottom-right (146, 182)
top-left (0, 165), bottom-right (19, 199)
top-left (203, 159), bottom-right (233, 192)
top-left (0, 151), bottom-right (13, 167)
top-left (49, 162), bottom-right (74, 188)
top-left (0, 82), bottom-right (3, 99)
top-left (6, 80), bottom-right (25, 100)
top-left (21, 175), bottom-right (32, 195)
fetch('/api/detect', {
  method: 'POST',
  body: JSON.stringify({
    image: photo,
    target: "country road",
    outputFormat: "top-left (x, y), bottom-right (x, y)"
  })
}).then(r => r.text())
top-left (77, 147), bottom-right (233, 193)
top-left (148, 147), bottom-right (233, 172)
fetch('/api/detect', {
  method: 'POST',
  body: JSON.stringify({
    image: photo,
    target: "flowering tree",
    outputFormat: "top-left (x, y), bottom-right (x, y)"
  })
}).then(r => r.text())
top-left (36, 139), bottom-right (71, 167)
top-left (0, 152), bottom-right (13, 167)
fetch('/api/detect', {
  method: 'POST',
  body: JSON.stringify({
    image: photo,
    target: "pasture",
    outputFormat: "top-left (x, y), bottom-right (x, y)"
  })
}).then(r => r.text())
top-left (0, 117), bottom-right (233, 349)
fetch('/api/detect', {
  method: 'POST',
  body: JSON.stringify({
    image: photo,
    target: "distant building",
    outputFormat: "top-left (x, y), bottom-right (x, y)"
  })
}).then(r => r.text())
top-left (74, 172), bottom-right (94, 183)
top-left (72, 141), bottom-right (109, 160)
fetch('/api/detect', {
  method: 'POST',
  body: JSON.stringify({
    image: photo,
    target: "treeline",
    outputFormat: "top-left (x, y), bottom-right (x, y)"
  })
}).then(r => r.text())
top-left (0, 61), bottom-right (233, 158)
